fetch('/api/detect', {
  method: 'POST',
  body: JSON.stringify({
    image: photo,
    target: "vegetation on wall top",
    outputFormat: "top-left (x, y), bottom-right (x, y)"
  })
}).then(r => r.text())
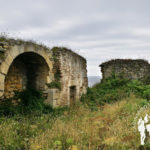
top-left (0, 35), bottom-right (50, 51)
top-left (100, 59), bottom-right (149, 67)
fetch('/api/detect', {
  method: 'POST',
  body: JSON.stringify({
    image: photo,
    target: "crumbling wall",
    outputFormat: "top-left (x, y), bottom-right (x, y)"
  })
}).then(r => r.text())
top-left (51, 47), bottom-right (88, 106)
top-left (100, 59), bottom-right (150, 82)
top-left (0, 37), bottom-right (88, 107)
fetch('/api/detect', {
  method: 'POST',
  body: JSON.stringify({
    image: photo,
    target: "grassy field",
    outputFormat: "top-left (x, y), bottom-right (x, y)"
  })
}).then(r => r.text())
top-left (0, 95), bottom-right (149, 150)
top-left (1, 75), bottom-right (150, 149)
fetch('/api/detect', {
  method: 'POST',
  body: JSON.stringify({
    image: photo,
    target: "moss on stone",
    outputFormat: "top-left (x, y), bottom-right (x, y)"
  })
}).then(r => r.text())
top-left (51, 47), bottom-right (61, 81)
top-left (0, 53), bottom-right (5, 60)
top-left (47, 81), bottom-right (61, 90)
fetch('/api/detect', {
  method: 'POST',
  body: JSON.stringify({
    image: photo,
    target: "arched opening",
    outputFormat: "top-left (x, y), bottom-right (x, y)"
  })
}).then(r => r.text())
top-left (4, 52), bottom-right (50, 98)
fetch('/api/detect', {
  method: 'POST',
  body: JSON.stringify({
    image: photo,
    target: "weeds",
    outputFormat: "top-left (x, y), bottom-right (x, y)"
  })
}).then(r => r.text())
top-left (1, 75), bottom-right (150, 149)
top-left (0, 96), bottom-right (149, 149)
top-left (0, 89), bottom-right (68, 116)
top-left (81, 74), bottom-right (150, 109)
top-left (47, 81), bottom-right (61, 90)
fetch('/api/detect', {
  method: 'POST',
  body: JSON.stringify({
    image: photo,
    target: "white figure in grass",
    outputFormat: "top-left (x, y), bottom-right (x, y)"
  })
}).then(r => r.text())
top-left (138, 114), bottom-right (150, 145)
top-left (144, 114), bottom-right (149, 123)
top-left (138, 118), bottom-right (146, 145)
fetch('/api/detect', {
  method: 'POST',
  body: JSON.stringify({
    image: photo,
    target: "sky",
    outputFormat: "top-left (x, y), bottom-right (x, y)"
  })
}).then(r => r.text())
top-left (0, 0), bottom-right (150, 76)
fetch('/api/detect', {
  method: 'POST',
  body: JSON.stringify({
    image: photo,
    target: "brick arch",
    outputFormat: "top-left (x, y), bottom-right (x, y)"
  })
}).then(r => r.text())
top-left (0, 44), bottom-right (53, 98)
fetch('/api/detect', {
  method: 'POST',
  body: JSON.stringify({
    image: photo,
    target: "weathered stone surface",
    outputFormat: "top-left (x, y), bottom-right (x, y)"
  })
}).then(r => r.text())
top-left (100, 59), bottom-right (150, 82)
top-left (0, 73), bottom-right (5, 91)
top-left (0, 61), bottom-right (9, 75)
top-left (0, 38), bottom-right (88, 107)
top-left (52, 47), bottom-right (88, 106)
top-left (45, 89), bottom-right (60, 106)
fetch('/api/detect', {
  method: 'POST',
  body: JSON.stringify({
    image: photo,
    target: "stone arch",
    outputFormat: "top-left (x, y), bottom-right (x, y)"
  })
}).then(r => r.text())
top-left (0, 44), bottom-right (53, 98)
top-left (4, 52), bottom-right (50, 98)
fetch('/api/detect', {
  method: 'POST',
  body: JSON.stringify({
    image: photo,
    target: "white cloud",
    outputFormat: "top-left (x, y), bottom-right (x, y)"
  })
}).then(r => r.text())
top-left (1, 0), bottom-right (150, 76)
top-left (132, 28), bottom-right (150, 37)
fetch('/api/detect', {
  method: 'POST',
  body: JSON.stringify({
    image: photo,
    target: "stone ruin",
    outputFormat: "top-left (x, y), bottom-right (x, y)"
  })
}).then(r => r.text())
top-left (100, 59), bottom-right (150, 82)
top-left (0, 37), bottom-right (88, 107)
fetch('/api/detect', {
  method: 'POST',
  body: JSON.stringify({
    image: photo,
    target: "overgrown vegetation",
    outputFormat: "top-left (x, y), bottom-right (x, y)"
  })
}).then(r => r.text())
top-left (0, 95), bottom-right (149, 149)
top-left (0, 34), bottom-right (51, 62)
top-left (0, 89), bottom-right (67, 116)
top-left (81, 74), bottom-right (150, 109)
top-left (47, 81), bottom-right (61, 90)
top-left (1, 75), bottom-right (150, 149)
top-left (51, 47), bottom-right (61, 80)
top-left (0, 34), bottom-right (49, 50)
top-left (50, 47), bottom-right (62, 90)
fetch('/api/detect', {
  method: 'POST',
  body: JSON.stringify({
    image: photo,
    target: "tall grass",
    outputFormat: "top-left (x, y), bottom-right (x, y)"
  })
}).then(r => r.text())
top-left (1, 75), bottom-right (150, 149)
top-left (0, 96), bottom-right (149, 149)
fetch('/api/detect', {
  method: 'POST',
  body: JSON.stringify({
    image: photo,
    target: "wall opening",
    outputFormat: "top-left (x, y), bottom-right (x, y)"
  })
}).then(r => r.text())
top-left (4, 52), bottom-right (49, 98)
top-left (70, 86), bottom-right (76, 106)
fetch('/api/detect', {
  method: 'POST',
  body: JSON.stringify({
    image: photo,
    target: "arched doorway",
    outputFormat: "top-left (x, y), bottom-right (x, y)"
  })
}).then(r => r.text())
top-left (4, 52), bottom-right (50, 98)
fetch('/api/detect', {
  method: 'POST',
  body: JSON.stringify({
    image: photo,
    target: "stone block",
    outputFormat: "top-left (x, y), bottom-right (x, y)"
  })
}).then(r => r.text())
top-left (0, 73), bottom-right (5, 81)
top-left (70, 80), bottom-right (76, 85)
top-left (4, 53), bottom-right (13, 66)
top-left (8, 46), bottom-right (20, 59)
top-left (0, 91), bottom-right (3, 97)
top-left (0, 61), bottom-right (9, 75)
top-left (0, 82), bottom-right (4, 91)
top-left (0, 74), bottom-right (5, 91)
top-left (44, 89), bottom-right (60, 107)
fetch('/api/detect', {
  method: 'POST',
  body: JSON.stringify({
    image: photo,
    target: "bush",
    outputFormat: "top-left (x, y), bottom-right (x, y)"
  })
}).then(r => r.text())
top-left (0, 88), bottom-right (70, 116)
top-left (81, 74), bottom-right (150, 108)
top-left (47, 81), bottom-right (61, 90)
top-left (0, 89), bottom-right (53, 116)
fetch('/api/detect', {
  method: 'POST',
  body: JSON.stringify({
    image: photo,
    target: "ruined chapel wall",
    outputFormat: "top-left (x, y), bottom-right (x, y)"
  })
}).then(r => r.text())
top-left (100, 59), bottom-right (150, 81)
top-left (58, 49), bottom-right (88, 106)
top-left (0, 38), bottom-right (88, 107)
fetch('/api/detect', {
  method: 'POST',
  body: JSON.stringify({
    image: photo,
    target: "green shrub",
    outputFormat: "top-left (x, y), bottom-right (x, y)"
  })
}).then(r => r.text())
top-left (0, 99), bottom-right (18, 116)
top-left (142, 85), bottom-right (150, 100)
top-left (0, 89), bottom-right (45, 115)
top-left (51, 47), bottom-right (61, 81)
top-left (47, 81), bottom-right (61, 90)
top-left (81, 74), bottom-right (150, 108)
top-left (0, 88), bottom-right (70, 116)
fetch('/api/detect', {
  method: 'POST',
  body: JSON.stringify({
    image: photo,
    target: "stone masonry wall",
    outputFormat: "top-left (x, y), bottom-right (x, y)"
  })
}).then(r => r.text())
top-left (100, 59), bottom-right (150, 82)
top-left (0, 37), bottom-right (88, 107)
top-left (4, 60), bottom-right (27, 98)
top-left (51, 47), bottom-right (88, 106)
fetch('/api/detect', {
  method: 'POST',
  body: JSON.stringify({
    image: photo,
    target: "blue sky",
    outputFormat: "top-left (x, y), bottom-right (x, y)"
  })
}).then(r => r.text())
top-left (1, 0), bottom-right (150, 76)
